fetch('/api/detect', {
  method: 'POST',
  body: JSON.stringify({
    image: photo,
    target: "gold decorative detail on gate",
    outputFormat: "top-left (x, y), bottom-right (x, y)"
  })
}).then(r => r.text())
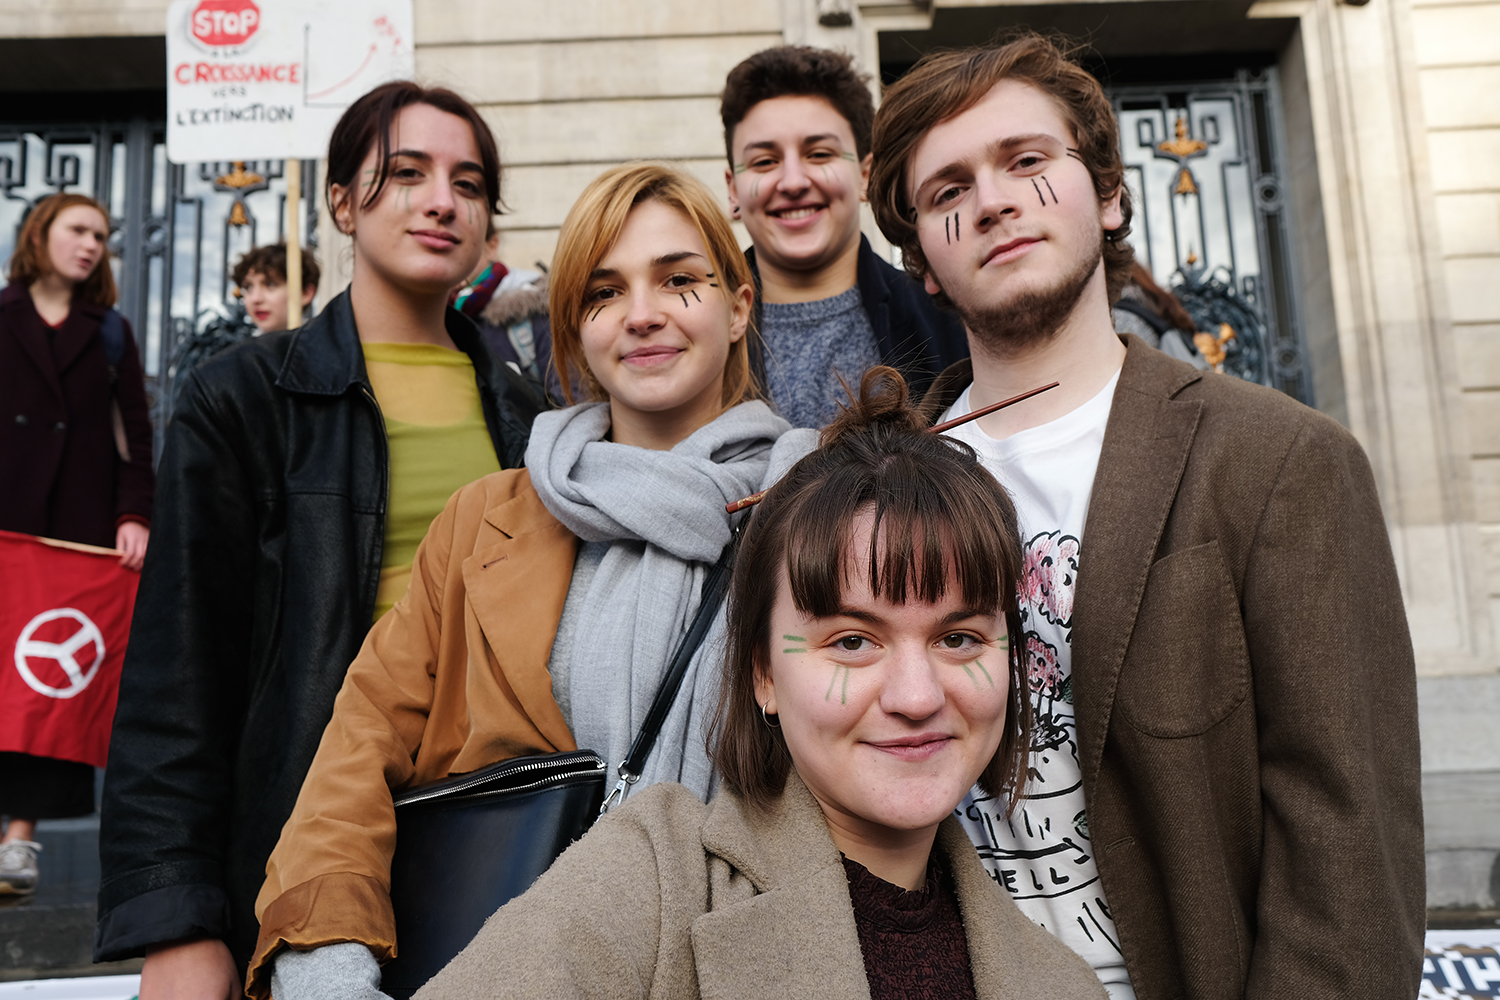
top-left (1158, 117), bottom-right (1207, 159)
top-left (214, 161), bottom-right (264, 189)
top-left (214, 162), bottom-right (266, 228)
top-left (1194, 323), bottom-right (1237, 371)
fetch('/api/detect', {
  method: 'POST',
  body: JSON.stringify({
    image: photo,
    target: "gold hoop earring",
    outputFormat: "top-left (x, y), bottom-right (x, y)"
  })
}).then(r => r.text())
top-left (760, 700), bottom-right (780, 729)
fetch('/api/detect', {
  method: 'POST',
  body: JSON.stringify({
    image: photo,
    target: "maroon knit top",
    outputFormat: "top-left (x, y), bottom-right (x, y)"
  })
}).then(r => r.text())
top-left (841, 854), bottom-right (978, 1000)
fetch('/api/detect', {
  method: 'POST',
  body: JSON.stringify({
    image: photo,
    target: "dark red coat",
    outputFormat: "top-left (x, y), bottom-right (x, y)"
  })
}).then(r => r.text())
top-left (0, 283), bottom-right (154, 548)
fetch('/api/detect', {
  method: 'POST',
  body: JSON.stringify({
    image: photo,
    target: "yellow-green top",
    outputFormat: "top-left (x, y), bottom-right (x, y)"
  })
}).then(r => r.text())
top-left (363, 341), bottom-right (501, 621)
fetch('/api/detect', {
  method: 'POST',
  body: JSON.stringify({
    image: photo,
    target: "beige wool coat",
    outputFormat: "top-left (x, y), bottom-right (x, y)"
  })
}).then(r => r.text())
top-left (416, 772), bottom-right (1109, 1000)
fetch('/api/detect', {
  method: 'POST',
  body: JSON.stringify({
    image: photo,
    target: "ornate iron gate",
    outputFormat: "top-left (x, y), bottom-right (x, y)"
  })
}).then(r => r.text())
top-left (1110, 70), bottom-right (1312, 404)
top-left (0, 120), bottom-right (317, 454)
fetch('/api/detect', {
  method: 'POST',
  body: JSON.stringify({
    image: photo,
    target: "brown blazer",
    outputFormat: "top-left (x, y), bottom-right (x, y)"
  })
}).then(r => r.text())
top-left (417, 772), bottom-right (1110, 1000)
top-left (247, 469), bottom-right (579, 1000)
top-left (923, 336), bottom-right (1425, 999)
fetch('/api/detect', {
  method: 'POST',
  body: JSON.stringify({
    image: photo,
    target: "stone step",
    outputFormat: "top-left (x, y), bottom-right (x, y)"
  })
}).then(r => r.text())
top-left (1, 816), bottom-right (102, 976)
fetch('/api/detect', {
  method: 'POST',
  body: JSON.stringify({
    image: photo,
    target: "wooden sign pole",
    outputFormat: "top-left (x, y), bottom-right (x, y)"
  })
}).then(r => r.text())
top-left (286, 158), bottom-right (302, 327)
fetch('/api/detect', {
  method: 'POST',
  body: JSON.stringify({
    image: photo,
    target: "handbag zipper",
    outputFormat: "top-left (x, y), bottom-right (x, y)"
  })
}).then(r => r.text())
top-left (395, 752), bottom-right (606, 808)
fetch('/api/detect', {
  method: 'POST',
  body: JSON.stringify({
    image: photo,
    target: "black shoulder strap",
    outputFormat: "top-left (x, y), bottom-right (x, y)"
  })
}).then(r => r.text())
top-left (99, 310), bottom-right (125, 365)
top-left (1113, 297), bottom-right (1174, 335)
top-left (601, 519), bottom-right (745, 813)
top-left (99, 309), bottom-right (125, 386)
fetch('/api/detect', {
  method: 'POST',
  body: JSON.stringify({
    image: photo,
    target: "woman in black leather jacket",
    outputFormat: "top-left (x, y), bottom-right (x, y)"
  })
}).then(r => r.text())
top-left (94, 82), bottom-right (542, 999)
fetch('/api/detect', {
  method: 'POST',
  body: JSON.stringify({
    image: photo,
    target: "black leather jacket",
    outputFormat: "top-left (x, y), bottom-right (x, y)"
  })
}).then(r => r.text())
top-left (94, 291), bottom-right (542, 967)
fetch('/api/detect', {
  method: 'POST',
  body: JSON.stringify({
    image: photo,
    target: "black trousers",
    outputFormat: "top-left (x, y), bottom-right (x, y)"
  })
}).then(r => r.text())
top-left (0, 751), bottom-right (95, 819)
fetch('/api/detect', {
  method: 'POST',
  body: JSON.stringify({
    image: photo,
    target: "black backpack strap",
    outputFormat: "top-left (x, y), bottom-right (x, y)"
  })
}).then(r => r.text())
top-left (1113, 297), bottom-right (1173, 335)
top-left (1115, 298), bottom-right (1202, 356)
top-left (601, 518), bottom-right (746, 814)
top-left (99, 310), bottom-right (125, 385)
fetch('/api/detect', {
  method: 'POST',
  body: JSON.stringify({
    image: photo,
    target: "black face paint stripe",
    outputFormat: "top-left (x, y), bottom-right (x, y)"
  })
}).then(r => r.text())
top-left (955, 211), bottom-right (960, 241)
top-left (690, 289), bottom-right (701, 303)
top-left (1043, 177), bottom-right (1058, 203)
top-left (679, 292), bottom-right (688, 308)
top-left (1031, 178), bottom-right (1046, 205)
top-left (946, 214), bottom-right (951, 244)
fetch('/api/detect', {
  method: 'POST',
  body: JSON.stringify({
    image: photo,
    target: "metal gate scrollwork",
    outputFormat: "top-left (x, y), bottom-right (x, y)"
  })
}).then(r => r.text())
top-left (0, 120), bottom-right (317, 456)
top-left (1111, 70), bottom-right (1312, 404)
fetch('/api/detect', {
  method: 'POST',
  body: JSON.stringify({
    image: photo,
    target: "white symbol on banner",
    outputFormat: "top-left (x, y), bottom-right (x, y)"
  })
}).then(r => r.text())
top-left (13, 608), bottom-right (106, 700)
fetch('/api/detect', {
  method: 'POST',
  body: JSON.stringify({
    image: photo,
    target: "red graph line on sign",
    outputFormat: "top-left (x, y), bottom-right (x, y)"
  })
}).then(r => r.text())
top-left (307, 43), bottom-right (377, 101)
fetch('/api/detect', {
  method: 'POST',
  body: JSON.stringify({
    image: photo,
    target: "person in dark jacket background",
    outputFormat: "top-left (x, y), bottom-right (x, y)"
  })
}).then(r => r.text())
top-left (94, 82), bottom-right (541, 1000)
top-left (0, 192), bottom-right (155, 896)
top-left (721, 46), bottom-right (967, 426)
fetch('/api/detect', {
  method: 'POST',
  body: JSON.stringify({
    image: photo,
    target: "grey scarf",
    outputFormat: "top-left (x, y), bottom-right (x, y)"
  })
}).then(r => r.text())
top-left (527, 400), bottom-right (815, 802)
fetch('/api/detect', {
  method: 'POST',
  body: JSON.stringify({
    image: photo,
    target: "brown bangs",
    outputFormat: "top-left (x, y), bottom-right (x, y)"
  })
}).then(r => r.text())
top-left (779, 449), bottom-right (1011, 621)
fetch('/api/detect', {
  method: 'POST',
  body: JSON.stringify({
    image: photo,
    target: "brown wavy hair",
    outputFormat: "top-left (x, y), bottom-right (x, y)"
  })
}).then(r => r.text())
top-left (548, 163), bottom-right (756, 408)
top-left (231, 243), bottom-right (321, 292)
top-left (8, 193), bottom-right (116, 307)
top-left (710, 367), bottom-right (1030, 812)
top-left (869, 32), bottom-right (1134, 304)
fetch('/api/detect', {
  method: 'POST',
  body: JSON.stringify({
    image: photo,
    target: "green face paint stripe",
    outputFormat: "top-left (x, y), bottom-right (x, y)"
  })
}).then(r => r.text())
top-left (974, 659), bottom-right (994, 687)
top-left (960, 662), bottom-right (976, 684)
top-left (783, 635), bottom-right (806, 642)
top-left (840, 151), bottom-right (858, 162)
top-left (825, 668), bottom-right (839, 701)
top-left (841, 667), bottom-right (849, 705)
top-left (782, 648), bottom-right (807, 654)
top-left (733, 163), bottom-right (749, 174)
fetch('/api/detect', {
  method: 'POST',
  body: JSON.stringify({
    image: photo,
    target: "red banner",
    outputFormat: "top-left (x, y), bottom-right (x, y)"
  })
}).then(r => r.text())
top-left (0, 530), bottom-right (140, 768)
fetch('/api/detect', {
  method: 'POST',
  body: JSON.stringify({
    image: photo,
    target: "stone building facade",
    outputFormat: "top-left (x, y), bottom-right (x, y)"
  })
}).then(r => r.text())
top-left (1, 0), bottom-right (1497, 914)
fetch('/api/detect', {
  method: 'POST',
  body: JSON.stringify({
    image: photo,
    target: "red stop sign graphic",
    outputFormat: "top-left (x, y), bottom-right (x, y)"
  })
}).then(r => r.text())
top-left (191, 0), bottom-right (262, 48)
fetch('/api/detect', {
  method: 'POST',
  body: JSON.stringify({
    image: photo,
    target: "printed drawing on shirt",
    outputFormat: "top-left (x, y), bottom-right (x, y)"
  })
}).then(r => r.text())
top-left (961, 529), bottom-right (1123, 956)
top-left (1023, 530), bottom-right (1078, 762)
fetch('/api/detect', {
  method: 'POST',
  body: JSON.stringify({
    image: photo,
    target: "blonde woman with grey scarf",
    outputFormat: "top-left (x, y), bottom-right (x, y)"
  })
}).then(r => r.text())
top-left (248, 164), bottom-right (816, 1000)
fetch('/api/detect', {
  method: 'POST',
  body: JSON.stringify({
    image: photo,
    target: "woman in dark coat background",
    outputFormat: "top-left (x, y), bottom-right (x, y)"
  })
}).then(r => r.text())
top-left (0, 191), bottom-right (155, 895)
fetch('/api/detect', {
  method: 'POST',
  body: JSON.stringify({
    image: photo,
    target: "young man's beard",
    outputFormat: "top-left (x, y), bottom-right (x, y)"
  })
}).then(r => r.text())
top-left (957, 235), bottom-right (1103, 356)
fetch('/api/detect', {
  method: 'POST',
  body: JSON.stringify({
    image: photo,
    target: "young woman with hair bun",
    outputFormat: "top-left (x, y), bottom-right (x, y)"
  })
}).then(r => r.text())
top-left (95, 82), bottom-right (543, 999)
top-left (246, 162), bottom-right (814, 1000)
top-left (415, 368), bottom-right (1108, 1000)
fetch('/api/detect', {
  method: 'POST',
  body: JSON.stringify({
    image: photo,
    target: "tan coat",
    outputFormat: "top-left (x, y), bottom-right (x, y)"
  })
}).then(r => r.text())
top-left (247, 469), bottom-right (579, 1000)
top-left (923, 336), bottom-right (1426, 999)
top-left (417, 772), bottom-right (1110, 1000)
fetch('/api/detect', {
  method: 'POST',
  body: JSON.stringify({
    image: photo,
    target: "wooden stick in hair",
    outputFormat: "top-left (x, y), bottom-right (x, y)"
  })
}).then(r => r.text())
top-left (725, 381), bottom-right (1060, 514)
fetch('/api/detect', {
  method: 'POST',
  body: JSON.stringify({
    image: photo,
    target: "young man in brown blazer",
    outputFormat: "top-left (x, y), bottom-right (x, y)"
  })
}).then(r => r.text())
top-left (868, 34), bottom-right (1425, 1000)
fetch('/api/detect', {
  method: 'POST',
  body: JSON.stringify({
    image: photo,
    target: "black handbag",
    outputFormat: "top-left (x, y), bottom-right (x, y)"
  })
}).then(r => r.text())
top-left (380, 524), bottom-right (742, 998)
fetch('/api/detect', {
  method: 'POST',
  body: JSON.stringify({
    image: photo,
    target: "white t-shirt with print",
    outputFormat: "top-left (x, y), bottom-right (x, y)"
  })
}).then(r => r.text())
top-left (941, 370), bottom-right (1136, 1000)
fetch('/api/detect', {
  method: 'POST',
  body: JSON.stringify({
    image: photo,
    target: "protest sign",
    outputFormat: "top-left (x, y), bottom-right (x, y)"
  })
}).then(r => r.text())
top-left (166, 0), bottom-right (413, 323)
top-left (166, 0), bottom-right (415, 162)
top-left (0, 531), bottom-right (141, 768)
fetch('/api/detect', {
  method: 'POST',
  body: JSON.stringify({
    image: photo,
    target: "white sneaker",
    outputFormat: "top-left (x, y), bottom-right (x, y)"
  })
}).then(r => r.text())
top-left (0, 839), bottom-right (41, 895)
